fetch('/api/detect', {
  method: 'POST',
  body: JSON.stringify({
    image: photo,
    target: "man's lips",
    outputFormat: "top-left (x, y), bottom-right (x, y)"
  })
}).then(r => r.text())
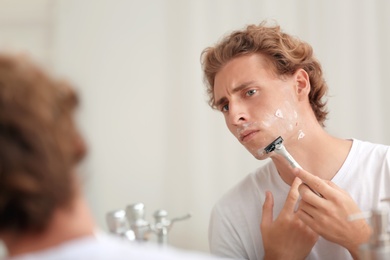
top-left (240, 129), bottom-right (259, 142)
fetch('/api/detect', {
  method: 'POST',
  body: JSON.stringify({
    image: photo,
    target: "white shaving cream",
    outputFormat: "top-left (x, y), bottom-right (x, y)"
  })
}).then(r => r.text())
top-left (275, 109), bottom-right (283, 118)
top-left (298, 130), bottom-right (305, 139)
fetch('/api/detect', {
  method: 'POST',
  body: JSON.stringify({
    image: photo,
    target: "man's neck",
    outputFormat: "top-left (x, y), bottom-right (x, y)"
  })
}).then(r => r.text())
top-left (273, 129), bottom-right (353, 186)
top-left (4, 196), bottom-right (96, 257)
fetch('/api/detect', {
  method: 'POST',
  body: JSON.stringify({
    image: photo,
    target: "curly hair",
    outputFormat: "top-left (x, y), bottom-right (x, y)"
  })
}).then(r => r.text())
top-left (201, 21), bottom-right (328, 126)
top-left (0, 54), bottom-right (85, 234)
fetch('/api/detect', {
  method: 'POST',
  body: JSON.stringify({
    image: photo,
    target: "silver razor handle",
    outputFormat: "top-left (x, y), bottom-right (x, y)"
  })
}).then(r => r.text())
top-left (275, 144), bottom-right (323, 198)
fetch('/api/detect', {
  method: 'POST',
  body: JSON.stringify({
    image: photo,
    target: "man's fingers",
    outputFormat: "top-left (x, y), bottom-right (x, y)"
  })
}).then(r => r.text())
top-left (282, 177), bottom-right (302, 213)
top-left (293, 168), bottom-right (329, 198)
top-left (261, 191), bottom-right (274, 229)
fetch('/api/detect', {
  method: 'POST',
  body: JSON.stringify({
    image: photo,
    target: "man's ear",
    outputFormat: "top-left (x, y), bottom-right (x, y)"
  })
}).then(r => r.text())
top-left (294, 69), bottom-right (310, 100)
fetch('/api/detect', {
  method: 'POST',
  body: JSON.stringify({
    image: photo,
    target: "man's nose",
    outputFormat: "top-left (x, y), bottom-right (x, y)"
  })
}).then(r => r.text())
top-left (229, 105), bottom-right (248, 125)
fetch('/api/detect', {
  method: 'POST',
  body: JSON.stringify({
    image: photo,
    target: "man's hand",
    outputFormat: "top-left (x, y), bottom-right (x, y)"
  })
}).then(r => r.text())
top-left (294, 168), bottom-right (371, 259)
top-left (261, 177), bottom-right (318, 260)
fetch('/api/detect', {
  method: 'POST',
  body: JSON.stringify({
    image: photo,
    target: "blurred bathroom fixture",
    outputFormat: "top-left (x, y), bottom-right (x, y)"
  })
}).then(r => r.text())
top-left (349, 198), bottom-right (390, 259)
top-left (106, 202), bottom-right (191, 246)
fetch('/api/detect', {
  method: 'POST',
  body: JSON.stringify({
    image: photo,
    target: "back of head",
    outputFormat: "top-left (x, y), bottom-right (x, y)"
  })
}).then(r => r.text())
top-left (201, 20), bottom-right (329, 126)
top-left (0, 54), bottom-right (85, 236)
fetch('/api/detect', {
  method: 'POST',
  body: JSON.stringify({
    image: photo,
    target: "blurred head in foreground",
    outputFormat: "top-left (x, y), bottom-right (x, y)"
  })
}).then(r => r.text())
top-left (0, 53), bottom-right (218, 260)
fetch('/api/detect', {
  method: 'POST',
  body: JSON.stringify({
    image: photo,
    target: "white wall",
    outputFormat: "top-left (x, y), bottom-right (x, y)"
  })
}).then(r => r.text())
top-left (1, 0), bottom-right (389, 254)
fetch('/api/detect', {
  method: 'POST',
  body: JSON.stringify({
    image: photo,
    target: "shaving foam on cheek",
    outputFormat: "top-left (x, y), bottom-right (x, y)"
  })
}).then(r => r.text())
top-left (260, 115), bottom-right (277, 128)
top-left (298, 130), bottom-right (305, 140)
top-left (265, 108), bottom-right (297, 138)
top-left (237, 105), bottom-right (300, 159)
top-left (275, 109), bottom-right (283, 118)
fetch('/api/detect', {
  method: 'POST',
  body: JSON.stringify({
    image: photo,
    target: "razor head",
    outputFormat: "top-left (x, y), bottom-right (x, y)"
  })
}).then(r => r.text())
top-left (264, 136), bottom-right (284, 154)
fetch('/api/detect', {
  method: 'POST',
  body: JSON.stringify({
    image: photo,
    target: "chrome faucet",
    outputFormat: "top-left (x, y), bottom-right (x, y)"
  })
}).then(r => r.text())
top-left (126, 203), bottom-right (153, 242)
top-left (153, 209), bottom-right (191, 245)
top-left (105, 209), bottom-right (135, 241)
top-left (106, 202), bottom-right (191, 246)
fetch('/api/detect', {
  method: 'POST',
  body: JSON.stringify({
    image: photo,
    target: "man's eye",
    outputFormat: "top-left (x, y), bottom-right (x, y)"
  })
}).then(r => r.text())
top-left (221, 104), bottom-right (229, 112)
top-left (246, 89), bottom-right (257, 96)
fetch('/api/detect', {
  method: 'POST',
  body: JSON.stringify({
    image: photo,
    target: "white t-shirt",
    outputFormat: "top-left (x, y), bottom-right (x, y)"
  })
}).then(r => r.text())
top-left (8, 232), bottom-right (219, 260)
top-left (209, 139), bottom-right (390, 260)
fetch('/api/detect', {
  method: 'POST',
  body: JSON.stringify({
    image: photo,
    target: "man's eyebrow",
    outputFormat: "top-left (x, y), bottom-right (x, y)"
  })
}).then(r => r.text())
top-left (214, 81), bottom-right (256, 108)
top-left (215, 97), bottom-right (227, 108)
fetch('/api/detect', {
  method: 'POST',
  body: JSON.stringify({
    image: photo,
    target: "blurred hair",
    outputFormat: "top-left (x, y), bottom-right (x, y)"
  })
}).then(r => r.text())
top-left (0, 54), bottom-right (86, 234)
top-left (201, 21), bottom-right (328, 126)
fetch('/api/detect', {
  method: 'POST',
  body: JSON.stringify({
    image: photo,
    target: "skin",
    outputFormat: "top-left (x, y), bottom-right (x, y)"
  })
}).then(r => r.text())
top-left (213, 53), bottom-right (370, 259)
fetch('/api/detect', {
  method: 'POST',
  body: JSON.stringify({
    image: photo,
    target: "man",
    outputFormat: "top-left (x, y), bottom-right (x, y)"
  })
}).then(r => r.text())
top-left (201, 21), bottom-right (390, 259)
top-left (0, 53), bottom-right (219, 260)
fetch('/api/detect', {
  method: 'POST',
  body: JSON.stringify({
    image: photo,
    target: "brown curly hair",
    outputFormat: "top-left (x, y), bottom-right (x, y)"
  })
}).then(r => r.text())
top-left (201, 21), bottom-right (328, 126)
top-left (0, 54), bottom-right (85, 234)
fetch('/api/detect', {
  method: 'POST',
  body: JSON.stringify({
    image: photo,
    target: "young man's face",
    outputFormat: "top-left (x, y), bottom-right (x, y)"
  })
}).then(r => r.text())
top-left (213, 53), bottom-right (302, 159)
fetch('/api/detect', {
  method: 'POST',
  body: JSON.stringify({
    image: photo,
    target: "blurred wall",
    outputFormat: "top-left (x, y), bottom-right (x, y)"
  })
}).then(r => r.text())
top-left (1, 0), bottom-right (389, 253)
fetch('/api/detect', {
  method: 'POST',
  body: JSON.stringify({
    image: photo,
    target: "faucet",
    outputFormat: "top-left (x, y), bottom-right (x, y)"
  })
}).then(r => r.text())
top-left (106, 202), bottom-right (191, 246)
top-left (126, 203), bottom-right (153, 242)
top-left (105, 209), bottom-right (135, 241)
top-left (153, 209), bottom-right (191, 245)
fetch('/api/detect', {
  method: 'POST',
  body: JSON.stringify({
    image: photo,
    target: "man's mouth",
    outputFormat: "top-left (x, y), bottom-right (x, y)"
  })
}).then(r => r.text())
top-left (240, 129), bottom-right (259, 142)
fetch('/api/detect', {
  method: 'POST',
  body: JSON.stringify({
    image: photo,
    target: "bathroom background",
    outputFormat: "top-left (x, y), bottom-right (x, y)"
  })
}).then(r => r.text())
top-left (0, 0), bottom-right (389, 253)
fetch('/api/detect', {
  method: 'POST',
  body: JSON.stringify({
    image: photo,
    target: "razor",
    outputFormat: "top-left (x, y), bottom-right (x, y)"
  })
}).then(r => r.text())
top-left (264, 136), bottom-right (323, 197)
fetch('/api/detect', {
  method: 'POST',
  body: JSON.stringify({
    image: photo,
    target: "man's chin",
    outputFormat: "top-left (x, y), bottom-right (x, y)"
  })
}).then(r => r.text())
top-left (248, 147), bottom-right (271, 160)
top-left (253, 153), bottom-right (271, 160)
